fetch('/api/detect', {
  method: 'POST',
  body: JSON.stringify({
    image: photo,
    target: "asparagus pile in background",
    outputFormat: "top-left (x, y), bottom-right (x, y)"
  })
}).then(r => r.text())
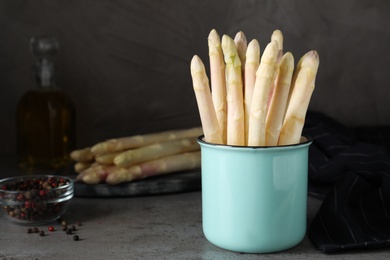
top-left (70, 127), bottom-right (203, 185)
top-left (191, 29), bottom-right (320, 146)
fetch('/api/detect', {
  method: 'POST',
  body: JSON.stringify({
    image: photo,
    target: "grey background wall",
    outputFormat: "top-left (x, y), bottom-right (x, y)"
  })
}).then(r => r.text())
top-left (1, 0), bottom-right (390, 155)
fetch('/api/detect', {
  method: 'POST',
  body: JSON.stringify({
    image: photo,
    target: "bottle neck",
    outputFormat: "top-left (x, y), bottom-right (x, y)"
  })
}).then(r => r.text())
top-left (36, 72), bottom-right (55, 88)
top-left (35, 59), bottom-right (56, 88)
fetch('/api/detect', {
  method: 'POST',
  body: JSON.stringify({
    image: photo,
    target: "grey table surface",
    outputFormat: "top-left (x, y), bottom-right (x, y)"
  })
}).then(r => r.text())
top-left (1, 155), bottom-right (389, 260)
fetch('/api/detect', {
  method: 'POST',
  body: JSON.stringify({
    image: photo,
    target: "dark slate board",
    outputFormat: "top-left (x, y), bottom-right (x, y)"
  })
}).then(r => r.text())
top-left (73, 169), bottom-right (201, 198)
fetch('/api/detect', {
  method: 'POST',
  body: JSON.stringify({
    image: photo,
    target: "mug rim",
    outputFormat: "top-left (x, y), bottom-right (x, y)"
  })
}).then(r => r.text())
top-left (197, 135), bottom-right (312, 149)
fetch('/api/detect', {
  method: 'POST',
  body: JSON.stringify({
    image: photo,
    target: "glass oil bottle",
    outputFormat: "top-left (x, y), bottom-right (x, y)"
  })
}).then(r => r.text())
top-left (16, 36), bottom-right (76, 172)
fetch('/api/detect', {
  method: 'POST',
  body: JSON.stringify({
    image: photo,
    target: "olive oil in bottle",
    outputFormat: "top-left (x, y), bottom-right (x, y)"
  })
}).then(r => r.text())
top-left (16, 36), bottom-right (76, 172)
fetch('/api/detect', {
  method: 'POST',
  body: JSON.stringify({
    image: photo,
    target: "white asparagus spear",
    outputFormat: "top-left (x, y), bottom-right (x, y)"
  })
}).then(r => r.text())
top-left (266, 29), bottom-right (284, 113)
top-left (247, 40), bottom-right (279, 146)
top-left (234, 31), bottom-right (248, 76)
top-left (77, 163), bottom-right (118, 184)
top-left (106, 151), bottom-right (201, 185)
top-left (265, 52), bottom-right (294, 146)
top-left (208, 29), bottom-right (227, 144)
top-left (114, 137), bottom-right (200, 168)
top-left (90, 127), bottom-right (203, 155)
top-left (244, 39), bottom-right (260, 144)
top-left (70, 147), bottom-right (94, 162)
top-left (190, 55), bottom-right (223, 144)
top-left (74, 162), bottom-right (93, 173)
top-left (271, 29), bottom-right (283, 51)
top-left (221, 35), bottom-right (245, 146)
top-left (95, 151), bottom-right (123, 164)
top-left (266, 50), bottom-right (284, 114)
top-left (278, 50), bottom-right (320, 145)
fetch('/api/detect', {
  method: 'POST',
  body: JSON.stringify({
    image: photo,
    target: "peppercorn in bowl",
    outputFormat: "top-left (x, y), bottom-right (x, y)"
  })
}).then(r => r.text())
top-left (0, 175), bottom-right (74, 225)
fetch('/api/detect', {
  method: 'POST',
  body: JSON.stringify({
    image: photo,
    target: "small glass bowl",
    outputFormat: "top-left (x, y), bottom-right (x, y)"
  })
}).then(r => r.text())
top-left (0, 175), bottom-right (74, 225)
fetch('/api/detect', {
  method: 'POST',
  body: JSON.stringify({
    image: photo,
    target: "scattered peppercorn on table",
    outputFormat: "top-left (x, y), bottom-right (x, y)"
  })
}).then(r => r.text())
top-left (0, 155), bottom-right (389, 259)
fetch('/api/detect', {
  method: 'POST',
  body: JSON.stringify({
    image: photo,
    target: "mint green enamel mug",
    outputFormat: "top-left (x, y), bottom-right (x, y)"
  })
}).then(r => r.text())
top-left (197, 136), bottom-right (312, 253)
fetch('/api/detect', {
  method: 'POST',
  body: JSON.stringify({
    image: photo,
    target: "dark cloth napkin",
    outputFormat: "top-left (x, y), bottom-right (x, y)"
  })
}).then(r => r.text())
top-left (302, 111), bottom-right (390, 253)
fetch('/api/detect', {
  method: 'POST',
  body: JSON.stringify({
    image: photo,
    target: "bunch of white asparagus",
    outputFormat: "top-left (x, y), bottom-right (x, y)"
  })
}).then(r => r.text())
top-left (70, 127), bottom-right (203, 185)
top-left (191, 29), bottom-right (320, 146)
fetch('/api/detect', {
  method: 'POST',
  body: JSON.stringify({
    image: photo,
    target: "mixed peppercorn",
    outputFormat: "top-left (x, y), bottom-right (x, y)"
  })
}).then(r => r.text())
top-left (1, 176), bottom-right (81, 241)
top-left (26, 218), bottom-right (82, 241)
top-left (0, 176), bottom-right (72, 223)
